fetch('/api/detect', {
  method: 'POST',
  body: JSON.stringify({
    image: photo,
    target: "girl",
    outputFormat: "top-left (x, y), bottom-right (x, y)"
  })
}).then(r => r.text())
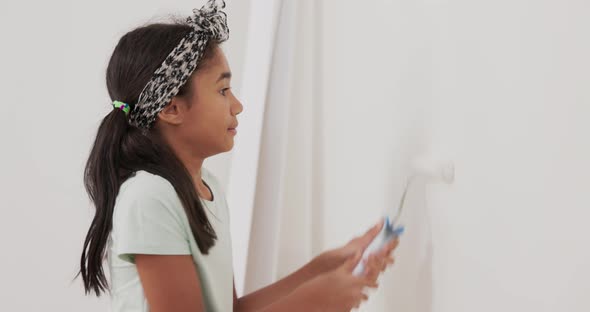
top-left (78, 1), bottom-right (400, 311)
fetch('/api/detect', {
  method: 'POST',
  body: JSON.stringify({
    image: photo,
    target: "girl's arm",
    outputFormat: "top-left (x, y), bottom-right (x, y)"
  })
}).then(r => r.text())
top-left (234, 257), bottom-right (327, 312)
top-left (136, 254), bottom-right (206, 312)
top-left (235, 250), bottom-right (381, 312)
top-left (234, 220), bottom-right (399, 311)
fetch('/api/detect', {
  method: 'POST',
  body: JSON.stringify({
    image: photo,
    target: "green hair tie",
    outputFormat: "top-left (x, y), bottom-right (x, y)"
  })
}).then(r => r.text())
top-left (113, 100), bottom-right (130, 116)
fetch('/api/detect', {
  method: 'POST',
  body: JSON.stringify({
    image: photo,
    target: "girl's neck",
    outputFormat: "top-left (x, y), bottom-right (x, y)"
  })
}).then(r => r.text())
top-left (158, 129), bottom-right (209, 195)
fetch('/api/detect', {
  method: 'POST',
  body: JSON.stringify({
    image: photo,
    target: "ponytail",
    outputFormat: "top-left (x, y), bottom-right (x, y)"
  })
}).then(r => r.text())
top-left (78, 108), bottom-right (128, 296)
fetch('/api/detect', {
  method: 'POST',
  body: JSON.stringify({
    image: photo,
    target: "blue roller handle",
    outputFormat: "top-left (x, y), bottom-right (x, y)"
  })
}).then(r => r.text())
top-left (353, 216), bottom-right (405, 276)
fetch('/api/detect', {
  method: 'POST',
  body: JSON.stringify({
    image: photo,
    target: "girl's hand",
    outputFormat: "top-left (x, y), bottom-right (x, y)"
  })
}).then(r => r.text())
top-left (294, 251), bottom-right (378, 312)
top-left (313, 218), bottom-right (399, 280)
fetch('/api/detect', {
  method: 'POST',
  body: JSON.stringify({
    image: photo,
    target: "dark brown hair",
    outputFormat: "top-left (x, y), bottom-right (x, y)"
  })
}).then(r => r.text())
top-left (77, 22), bottom-right (220, 297)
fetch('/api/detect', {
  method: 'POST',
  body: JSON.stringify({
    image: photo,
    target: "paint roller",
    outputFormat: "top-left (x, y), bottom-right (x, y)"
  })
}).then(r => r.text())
top-left (352, 156), bottom-right (455, 276)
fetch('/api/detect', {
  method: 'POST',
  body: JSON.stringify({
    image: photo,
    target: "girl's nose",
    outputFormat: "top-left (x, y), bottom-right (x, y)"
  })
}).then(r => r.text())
top-left (232, 96), bottom-right (243, 116)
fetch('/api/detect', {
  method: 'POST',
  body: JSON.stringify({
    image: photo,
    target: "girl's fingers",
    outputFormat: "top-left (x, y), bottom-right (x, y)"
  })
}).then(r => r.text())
top-left (355, 273), bottom-right (378, 288)
top-left (377, 254), bottom-right (386, 269)
top-left (377, 238), bottom-right (399, 259)
top-left (377, 252), bottom-right (389, 270)
top-left (387, 238), bottom-right (400, 252)
top-left (344, 250), bottom-right (363, 273)
top-left (363, 278), bottom-right (378, 288)
top-left (362, 257), bottom-right (373, 278)
top-left (363, 251), bottom-right (398, 280)
top-left (386, 257), bottom-right (395, 268)
top-left (357, 219), bottom-right (385, 250)
top-left (379, 250), bottom-right (392, 265)
top-left (370, 253), bottom-right (395, 275)
top-left (370, 254), bottom-right (381, 270)
top-left (366, 254), bottom-right (383, 280)
top-left (352, 293), bottom-right (369, 310)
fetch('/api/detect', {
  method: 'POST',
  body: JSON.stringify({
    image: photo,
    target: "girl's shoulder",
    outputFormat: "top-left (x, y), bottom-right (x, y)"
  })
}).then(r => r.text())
top-left (117, 170), bottom-right (177, 202)
top-left (117, 168), bottom-right (222, 201)
top-left (113, 170), bottom-right (186, 231)
top-left (122, 169), bottom-right (173, 188)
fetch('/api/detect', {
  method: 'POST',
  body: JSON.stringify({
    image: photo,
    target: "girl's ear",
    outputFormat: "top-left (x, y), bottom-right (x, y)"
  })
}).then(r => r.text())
top-left (157, 97), bottom-right (187, 126)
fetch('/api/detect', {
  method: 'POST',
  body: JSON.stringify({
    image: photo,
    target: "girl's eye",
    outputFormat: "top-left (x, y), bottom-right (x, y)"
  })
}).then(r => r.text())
top-left (220, 87), bottom-right (231, 96)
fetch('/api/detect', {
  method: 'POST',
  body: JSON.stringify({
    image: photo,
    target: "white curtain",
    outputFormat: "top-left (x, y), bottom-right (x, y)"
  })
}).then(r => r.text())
top-left (244, 0), bottom-right (321, 292)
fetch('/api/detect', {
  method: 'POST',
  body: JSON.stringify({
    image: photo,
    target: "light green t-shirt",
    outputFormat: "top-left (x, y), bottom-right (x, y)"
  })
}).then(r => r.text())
top-left (107, 168), bottom-right (234, 312)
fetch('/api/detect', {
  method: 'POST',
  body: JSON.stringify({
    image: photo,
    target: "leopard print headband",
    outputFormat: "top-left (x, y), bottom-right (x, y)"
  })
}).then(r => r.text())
top-left (126, 0), bottom-right (229, 129)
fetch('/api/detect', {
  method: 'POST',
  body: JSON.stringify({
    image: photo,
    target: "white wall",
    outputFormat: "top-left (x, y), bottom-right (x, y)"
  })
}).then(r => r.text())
top-left (320, 0), bottom-right (589, 311)
top-left (0, 1), bottom-right (248, 310)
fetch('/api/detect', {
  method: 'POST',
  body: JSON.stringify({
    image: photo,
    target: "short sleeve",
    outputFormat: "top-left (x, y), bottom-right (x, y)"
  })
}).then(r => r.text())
top-left (111, 173), bottom-right (191, 264)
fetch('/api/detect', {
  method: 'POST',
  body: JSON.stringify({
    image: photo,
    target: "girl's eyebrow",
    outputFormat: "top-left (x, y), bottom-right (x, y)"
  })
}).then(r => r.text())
top-left (216, 71), bottom-right (232, 82)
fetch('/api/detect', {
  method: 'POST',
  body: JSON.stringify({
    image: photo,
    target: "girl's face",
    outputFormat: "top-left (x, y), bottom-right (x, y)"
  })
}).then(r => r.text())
top-left (167, 46), bottom-right (243, 158)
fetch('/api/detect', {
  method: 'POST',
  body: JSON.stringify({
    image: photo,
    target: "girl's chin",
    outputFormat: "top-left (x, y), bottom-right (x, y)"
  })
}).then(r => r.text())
top-left (223, 139), bottom-right (235, 152)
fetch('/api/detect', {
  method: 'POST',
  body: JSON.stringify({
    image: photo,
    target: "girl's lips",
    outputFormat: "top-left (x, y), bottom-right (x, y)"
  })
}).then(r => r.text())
top-left (228, 128), bottom-right (237, 135)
